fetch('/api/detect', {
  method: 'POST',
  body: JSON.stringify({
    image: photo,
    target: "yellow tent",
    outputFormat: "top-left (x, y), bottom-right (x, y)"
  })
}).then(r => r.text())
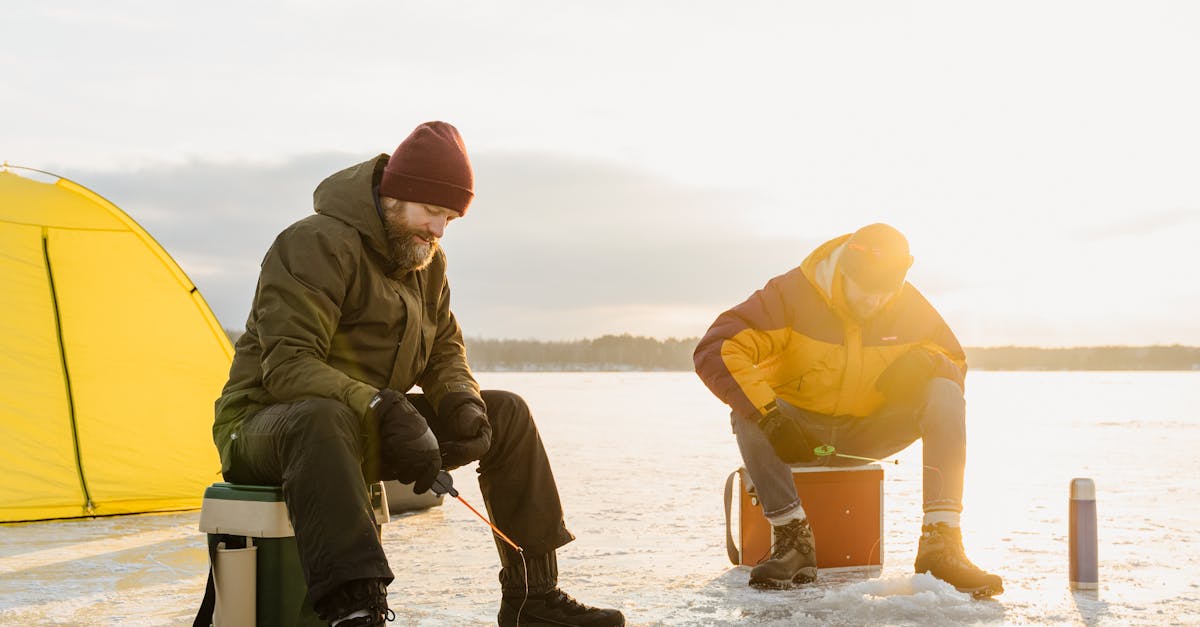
top-left (0, 165), bottom-right (232, 523)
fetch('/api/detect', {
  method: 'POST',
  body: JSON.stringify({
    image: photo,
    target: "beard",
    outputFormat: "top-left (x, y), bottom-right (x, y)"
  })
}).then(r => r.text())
top-left (383, 220), bottom-right (439, 274)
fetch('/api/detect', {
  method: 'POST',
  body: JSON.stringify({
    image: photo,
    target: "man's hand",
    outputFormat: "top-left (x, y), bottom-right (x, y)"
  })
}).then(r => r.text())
top-left (756, 402), bottom-right (816, 463)
top-left (369, 389), bottom-right (441, 494)
top-left (432, 392), bottom-right (492, 470)
top-left (876, 348), bottom-right (960, 405)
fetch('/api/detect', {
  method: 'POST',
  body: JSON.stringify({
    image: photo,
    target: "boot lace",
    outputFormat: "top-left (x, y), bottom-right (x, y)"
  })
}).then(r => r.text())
top-left (929, 526), bottom-right (983, 573)
top-left (771, 519), bottom-right (814, 559)
top-left (543, 588), bottom-right (594, 616)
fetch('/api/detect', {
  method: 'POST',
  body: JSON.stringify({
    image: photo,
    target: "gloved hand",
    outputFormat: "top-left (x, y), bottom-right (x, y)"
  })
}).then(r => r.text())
top-left (756, 401), bottom-right (816, 463)
top-left (369, 389), bottom-right (441, 494)
top-left (876, 348), bottom-right (960, 405)
top-left (432, 392), bottom-right (492, 470)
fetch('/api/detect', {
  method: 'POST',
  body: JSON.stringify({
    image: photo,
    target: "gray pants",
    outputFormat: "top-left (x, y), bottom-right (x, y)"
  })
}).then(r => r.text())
top-left (733, 377), bottom-right (966, 519)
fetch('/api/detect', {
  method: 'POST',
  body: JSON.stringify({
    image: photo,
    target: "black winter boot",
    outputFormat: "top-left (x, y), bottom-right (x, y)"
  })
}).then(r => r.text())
top-left (914, 523), bottom-right (1004, 598)
top-left (499, 549), bottom-right (558, 599)
top-left (497, 550), bottom-right (624, 626)
top-left (498, 588), bottom-right (625, 627)
top-left (748, 518), bottom-right (818, 589)
top-left (313, 578), bottom-right (393, 626)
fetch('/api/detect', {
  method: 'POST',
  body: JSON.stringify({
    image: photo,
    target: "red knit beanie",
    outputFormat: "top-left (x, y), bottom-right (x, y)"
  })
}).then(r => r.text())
top-left (840, 223), bottom-right (914, 291)
top-left (379, 121), bottom-right (474, 215)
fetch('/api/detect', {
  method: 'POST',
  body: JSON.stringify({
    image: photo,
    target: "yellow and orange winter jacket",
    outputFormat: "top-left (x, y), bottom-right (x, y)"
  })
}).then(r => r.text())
top-left (694, 233), bottom-right (966, 422)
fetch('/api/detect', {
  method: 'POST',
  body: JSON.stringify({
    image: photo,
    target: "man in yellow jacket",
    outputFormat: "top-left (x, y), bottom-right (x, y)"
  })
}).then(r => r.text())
top-left (693, 223), bottom-right (1002, 598)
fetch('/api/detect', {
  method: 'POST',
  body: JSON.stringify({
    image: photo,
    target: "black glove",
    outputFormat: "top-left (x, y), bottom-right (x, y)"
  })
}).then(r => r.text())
top-left (432, 392), bottom-right (492, 470)
top-left (369, 389), bottom-right (441, 494)
top-left (756, 401), bottom-right (817, 463)
top-left (876, 348), bottom-right (960, 405)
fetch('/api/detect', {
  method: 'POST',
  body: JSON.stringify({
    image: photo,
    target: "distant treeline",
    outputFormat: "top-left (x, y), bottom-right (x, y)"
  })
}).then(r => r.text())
top-left (222, 330), bottom-right (1200, 371)
top-left (464, 335), bottom-right (1200, 372)
top-left (465, 335), bottom-right (697, 371)
top-left (964, 345), bottom-right (1200, 371)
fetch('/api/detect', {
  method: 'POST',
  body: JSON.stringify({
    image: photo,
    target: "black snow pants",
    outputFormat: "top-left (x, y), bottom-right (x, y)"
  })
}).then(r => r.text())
top-left (222, 389), bottom-right (575, 606)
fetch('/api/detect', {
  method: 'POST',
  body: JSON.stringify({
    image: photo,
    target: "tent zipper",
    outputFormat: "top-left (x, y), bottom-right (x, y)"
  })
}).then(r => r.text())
top-left (42, 229), bottom-right (95, 514)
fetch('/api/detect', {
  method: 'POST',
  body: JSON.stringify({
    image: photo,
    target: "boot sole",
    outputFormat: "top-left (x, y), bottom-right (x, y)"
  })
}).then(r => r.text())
top-left (960, 583), bottom-right (1003, 599)
top-left (506, 614), bottom-right (624, 619)
top-left (748, 568), bottom-right (818, 590)
top-left (499, 609), bottom-right (626, 627)
top-left (502, 618), bottom-right (625, 627)
top-left (506, 618), bottom-right (626, 627)
top-left (915, 565), bottom-right (1004, 599)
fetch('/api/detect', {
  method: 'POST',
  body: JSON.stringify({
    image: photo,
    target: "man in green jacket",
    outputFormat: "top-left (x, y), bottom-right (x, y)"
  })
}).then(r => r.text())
top-left (214, 122), bottom-right (624, 627)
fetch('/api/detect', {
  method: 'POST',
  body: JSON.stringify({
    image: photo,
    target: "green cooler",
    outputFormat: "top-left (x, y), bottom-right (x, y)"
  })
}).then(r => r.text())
top-left (198, 482), bottom-right (389, 627)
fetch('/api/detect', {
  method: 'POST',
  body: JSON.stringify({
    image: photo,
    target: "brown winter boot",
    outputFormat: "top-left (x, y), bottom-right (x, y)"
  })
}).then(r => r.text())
top-left (748, 518), bottom-right (818, 589)
top-left (914, 523), bottom-right (1004, 598)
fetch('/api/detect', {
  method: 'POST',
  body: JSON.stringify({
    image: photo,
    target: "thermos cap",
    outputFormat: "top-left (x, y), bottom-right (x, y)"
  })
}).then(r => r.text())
top-left (1071, 477), bottom-right (1095, 500)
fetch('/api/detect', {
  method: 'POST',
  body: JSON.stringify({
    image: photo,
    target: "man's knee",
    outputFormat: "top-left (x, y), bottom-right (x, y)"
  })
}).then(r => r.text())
top-left (284, 398), bottom-right (361, 442)
top-left (922, 378), bottom-right (966, 431)
top-left (481, 389), bottom-right (532, 423)
top-left (479, 390), bottom-right (539, 455)
top-left (926, 377), bottom-right (965, 408)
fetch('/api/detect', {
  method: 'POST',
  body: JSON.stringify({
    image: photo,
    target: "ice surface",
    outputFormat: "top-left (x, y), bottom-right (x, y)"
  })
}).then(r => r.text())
top-left (1, 371), bottom-right (1198, 625)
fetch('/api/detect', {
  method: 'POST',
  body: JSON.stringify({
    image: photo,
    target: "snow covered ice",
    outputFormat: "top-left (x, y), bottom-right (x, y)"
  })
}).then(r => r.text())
top-left (2, 371), bottom-right (1198, 625)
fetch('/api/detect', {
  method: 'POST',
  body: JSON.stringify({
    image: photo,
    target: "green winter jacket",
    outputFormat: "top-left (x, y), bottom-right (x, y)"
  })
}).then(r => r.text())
top-left (212, 155), bottom-right (480, 472)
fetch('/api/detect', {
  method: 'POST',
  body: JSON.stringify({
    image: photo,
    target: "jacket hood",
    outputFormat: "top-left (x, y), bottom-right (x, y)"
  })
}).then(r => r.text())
top-left (801, 232), bottom-right (906, 319)
top-left (313, 154), bottom-right (391, 260)
top-left (800, 233), bottom-right (851, 309)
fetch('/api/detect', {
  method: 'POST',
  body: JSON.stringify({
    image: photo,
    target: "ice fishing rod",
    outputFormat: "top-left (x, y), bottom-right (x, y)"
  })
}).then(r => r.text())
top-left (431, 470), bottom-right (530, 624)
top-left (430, 470), bottom-right (523, 554)
top-left (816, 444), bottom-right (902, 463)
top-left (813, 443), bottom-right (942, 474)
top-left (811, 443), bottom-right (945, 499)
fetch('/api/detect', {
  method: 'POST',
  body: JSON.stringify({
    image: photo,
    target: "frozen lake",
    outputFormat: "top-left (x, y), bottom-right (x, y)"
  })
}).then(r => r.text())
top-left (2, 371), bottom-right (1198, 625)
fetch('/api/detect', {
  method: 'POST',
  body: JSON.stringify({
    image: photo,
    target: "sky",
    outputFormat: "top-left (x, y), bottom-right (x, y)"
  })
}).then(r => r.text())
top-left (4, 1), bottom-right (1198, 347)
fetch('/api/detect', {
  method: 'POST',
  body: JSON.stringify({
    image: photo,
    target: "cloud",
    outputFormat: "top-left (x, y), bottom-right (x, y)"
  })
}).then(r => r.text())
top-left (449, 153), bottom-right (820, 309)
top-left (63, 152), bottom-right (813, 335)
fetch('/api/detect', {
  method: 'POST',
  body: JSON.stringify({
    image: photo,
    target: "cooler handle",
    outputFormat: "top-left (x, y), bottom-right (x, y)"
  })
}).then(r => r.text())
top-left (724, 469), bottom-right (739, 565)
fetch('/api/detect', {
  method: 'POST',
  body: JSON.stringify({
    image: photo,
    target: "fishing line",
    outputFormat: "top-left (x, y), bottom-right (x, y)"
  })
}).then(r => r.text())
top-left (812, 444), bottom-right (945, 499)
top-left (867, 535), bottom-right (882, 574)
top-left (431, 470), bottom-right (528, 623)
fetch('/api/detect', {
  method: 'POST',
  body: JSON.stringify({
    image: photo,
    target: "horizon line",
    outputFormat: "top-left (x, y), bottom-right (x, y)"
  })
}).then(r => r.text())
top-left (219, 327), bottom-right (1198, 350)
